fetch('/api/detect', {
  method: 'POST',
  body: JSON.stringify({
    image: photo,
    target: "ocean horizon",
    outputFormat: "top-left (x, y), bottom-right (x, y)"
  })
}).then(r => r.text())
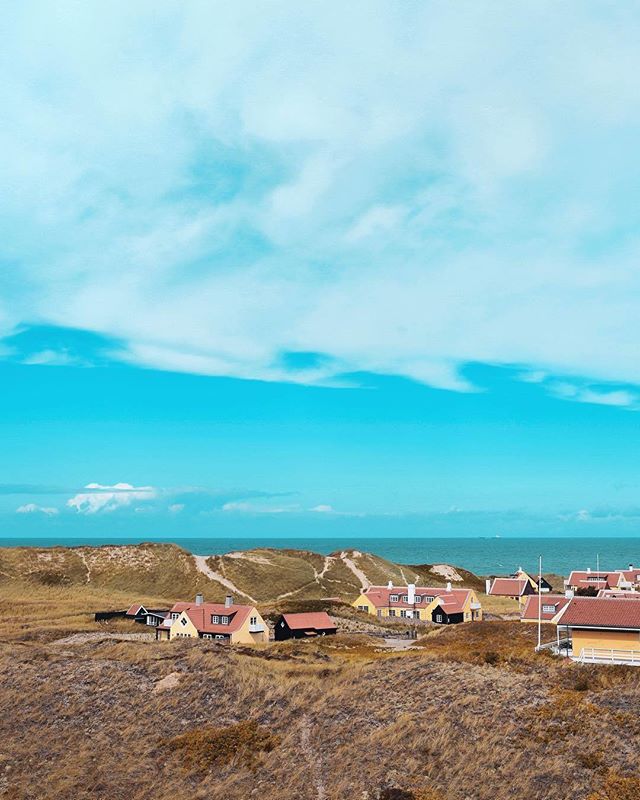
top-left (2, 534), bottom-right (638, 576)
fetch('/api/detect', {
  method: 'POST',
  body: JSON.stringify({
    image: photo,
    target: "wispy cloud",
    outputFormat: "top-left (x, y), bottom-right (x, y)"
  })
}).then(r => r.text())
top-left (67, 482), bottom-right (157, 514)
top-left (2, 5), bottom-right (640, 393)
top-left (16, 503), bottom-right (59, 516)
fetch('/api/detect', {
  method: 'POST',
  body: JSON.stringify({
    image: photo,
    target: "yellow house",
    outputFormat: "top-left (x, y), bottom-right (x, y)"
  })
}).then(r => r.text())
top-left (155, 595), bottom-right (268, 644)
top-left (353, 582), bottom-right (482, 624)
top-left (556, 596), bottom-right (640, 665)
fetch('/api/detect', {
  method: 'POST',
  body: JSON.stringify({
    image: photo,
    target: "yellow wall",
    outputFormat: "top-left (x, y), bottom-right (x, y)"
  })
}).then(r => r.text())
top-left (231, 610), bottom-right (269, 644)
top-left (169, 612), bottom-right (199, 640)
top-left (572, 628), bottom-right (640, 655)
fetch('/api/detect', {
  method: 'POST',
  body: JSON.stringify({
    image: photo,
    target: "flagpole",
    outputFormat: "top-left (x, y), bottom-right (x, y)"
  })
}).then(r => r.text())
top-left (537, 554), bottom-right (542, 651)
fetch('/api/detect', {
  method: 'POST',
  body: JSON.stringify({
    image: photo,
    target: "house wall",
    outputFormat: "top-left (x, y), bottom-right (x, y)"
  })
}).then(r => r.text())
top-left (571, 628), bottom-right (640, 655)
top-left (169, 612), bottom-right (199, 640)
top-left (231, 609), bottom-right (269, 644)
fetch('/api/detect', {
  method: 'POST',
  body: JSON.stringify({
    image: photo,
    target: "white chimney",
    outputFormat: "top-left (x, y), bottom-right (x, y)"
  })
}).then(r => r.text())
top-left (224, 595), bottom-right (233, 608)
top-left (485, 579), bottom-right (492, 594)
top-left (387, 580), bottom-right (393, 590)
top-left (407, 583), bottom-right (415, 604)
top-left (630, 564), bottom-right (634, 570)
top-left (195, 593), bottom-right (204, 606)
top-left (565, 589), bottom-right (574, 599)
top-left (446, 581), bottom-right (452, 592)
top-left (586, 567), bottom-right (591, 574)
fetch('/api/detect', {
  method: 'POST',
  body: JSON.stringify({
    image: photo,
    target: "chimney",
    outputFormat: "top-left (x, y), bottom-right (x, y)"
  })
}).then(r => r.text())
top-left (630, 564), bottom-right (634, 571)
top-left (407, 583), bottom-right (415, 604)
top-left (195, 593), bottom-right (204, 606)
top-left (224, 594), bottom-right (233, 608)
top-left (485, 579), bottom-right (492, 594)
top-left (565, 589), bottom-right (574, 599)
top-left (586, 567), bottom-right (591, 574)
top-left (387, 580), bottom-right (393, 590)
top-left (446, 581), bottom-right (452, 592)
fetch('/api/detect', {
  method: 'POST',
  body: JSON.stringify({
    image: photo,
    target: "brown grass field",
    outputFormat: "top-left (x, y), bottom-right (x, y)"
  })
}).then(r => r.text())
top-left (1, 568), bottom-right (640, 800)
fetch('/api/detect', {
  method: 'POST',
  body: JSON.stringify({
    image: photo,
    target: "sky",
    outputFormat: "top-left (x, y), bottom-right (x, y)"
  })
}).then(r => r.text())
top-left (2, 1), bottom-right (640, 539)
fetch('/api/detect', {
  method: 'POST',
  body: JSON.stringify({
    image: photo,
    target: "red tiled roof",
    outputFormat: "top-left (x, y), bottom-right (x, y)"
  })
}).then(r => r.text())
top-left (617, 569), bottom-right (640, 584)
top-left (126, 604), bottom-right (145, 616)
top-left (282, 612), bottom-right (336, 631)
top-left (597, 590), bottom-right (640, 599)
top-left (521, 594), bottom-right (570, 621)
top-left (557, 597), bottom-right (640, 630)
top-left (488, 578), bottom-right (528, 597)
top-left (363, 586), bottom-right (471, 609)
top-left (169, 601), bottom-right (255, 634)
top-left (565, 571), bottom-right (622, 589)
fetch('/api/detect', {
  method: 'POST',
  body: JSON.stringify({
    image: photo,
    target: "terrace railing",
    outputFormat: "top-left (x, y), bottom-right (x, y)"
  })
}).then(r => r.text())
top-left (578, 647), bottom-right (640, 665)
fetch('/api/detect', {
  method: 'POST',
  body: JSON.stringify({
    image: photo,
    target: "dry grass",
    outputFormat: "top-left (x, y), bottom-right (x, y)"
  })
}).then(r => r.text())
top-left (166, 720), bottom-right (279, 772)
top-left (1, 584), bottom-right (639, 800)
top-left (2, 550), bottom-right (638, 800)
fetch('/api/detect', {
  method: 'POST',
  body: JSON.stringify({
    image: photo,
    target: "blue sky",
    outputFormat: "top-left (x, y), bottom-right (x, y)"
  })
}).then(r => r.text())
top-left (2, 2), bottom-right (640, 538)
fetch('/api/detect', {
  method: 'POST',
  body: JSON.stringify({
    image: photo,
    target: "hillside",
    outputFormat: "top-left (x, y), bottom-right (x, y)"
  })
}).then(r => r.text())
top-left (0, 542), bottom-right (484, 607)
top-left (0, 621), bottom-right (638, 800)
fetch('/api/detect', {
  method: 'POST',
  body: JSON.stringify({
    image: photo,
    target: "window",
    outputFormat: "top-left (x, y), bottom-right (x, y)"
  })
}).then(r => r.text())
top-left (424, 596), bottom-right (434, 603)
top-left (389, 609), bottom-right (396, 617)
top-left (414, 596), bottom-right (422, 603)
top-left (180, 617), bottom-right (188, 626)
top-left (377, 610), bottom-right (383, 617)
top-left (400, 610), bottom-right (408, 618)
top-left (402, 595), bottom-right (409, 602)
top-left (171, 613), bottom-right (180, 620)
top-left (220, 616), bottom-right (229, 625)
top-left (250, 616), bottom-right (257, 625)
top-left (358, 605), bottom-right (368, 612)
top-left (414, 610), bottom-right (420, 620)
top-left (542, 604), bottom-right (556, 614)
top-left (203, 633), bottom-right (212, 640)
top-left (214, 634), bottom-right (225, 640)
top-left (211, 615), bottom-right (219, 624)
top-left (389, 594), bottom-right (398, 602)
top-left (436, 614), bottom-right (443, 622)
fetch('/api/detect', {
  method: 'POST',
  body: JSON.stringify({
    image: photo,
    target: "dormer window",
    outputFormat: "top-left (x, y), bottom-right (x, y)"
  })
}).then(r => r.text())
top-left (402, 595), bottom-right (409, 602)
top-left (171, 612), bottom-right (180, 620)
top-left (220, 616), bottom-right (229, 625)
top-left (542, 604), bottom-right (556, 614)
top-left (389, 594), bottom-right (399, 602)
top-left (211, 615), bottom-right (220, 624)
top-left (414, 596), bottom-right (422, 603)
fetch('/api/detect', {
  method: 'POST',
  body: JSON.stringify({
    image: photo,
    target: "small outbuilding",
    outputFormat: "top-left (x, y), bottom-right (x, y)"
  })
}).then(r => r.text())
top-left (274, 611), bottom-right (337, 640)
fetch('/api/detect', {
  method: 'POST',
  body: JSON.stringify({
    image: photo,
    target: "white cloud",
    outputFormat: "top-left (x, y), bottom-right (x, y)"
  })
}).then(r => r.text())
top-left (16, 503), bottom-right (59, 515)
top-left (310, 504), bottom-right (334, 513)
top-left (67, 482), bottom-right (156, 514)
top-left (3, 4), bottom-right (640, 392)
top-left (550, 382), bottom-right (637, 408)
top-left (221, 501), bottom-right (300, 514)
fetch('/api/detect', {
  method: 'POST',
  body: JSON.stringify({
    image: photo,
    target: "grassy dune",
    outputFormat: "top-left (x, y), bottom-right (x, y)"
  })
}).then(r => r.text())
top-left (0, 618), bottom-right (638, 800)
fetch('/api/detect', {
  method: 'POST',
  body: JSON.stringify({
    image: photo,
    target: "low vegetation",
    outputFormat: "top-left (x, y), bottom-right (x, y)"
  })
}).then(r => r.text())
top-left (1, 544), bottom-right (635, 799)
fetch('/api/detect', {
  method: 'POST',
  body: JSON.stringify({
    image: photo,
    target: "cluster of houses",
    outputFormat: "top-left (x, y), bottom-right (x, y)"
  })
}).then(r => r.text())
top-left (124, 594), bottom-right (337, 644)
top-left (117, 561), bottom-right (640, 666)
top-left (487, 563), bottom-right (640, 665)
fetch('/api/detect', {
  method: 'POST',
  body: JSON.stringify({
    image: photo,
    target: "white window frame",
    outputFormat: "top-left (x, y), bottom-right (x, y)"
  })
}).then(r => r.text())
top-left (436, 614), bottom-right (443, 622)
top-left (211, 615), bottom-right (219, 624)
top-left (414, 596), bottom-right (422, 603)
top-left (389, 594), bottom-right (399, 602)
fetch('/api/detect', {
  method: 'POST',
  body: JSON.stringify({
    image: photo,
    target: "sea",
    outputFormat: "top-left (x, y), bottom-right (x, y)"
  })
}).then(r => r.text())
top-left (1, 535), bottom-right (639, 576)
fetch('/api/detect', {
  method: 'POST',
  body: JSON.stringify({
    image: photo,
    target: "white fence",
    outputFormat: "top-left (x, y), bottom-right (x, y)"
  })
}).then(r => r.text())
top-left (578, 647), bottom-right (640, 665)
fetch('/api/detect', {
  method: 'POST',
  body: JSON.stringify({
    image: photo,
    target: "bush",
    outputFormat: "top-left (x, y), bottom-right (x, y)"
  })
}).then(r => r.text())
top-left (483, 650), bottom-right (500, 665)
top-left (166, 720), bottom-right (279, 772)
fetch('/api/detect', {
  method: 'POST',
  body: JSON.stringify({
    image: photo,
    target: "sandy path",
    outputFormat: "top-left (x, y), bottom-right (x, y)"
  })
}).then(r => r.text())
top-left (192, 555), bottom-right (256, 603)
top-left (339, 552), bottom-right (370, 590)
